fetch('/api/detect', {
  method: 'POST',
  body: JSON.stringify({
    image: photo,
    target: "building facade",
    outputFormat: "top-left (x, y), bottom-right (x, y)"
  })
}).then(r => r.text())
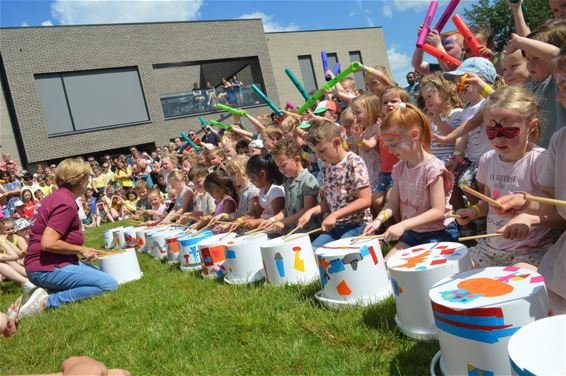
top-left (0, 20), bottom-right (387, 167)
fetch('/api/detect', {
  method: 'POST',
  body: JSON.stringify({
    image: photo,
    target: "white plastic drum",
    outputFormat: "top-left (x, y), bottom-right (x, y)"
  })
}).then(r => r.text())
top-left (260, 234), bottom-right (318, 286)
top-left (178, 231), bottom-right (213, 271)
top-left (315, 237), bottom-right (390, 308)
top-left (150, 230), bottom-right (173, 259)
top-left (197, 233), bottom-right (238, 279)
top-left (111, 227), bottom-right (124, 249)
top-left (387, 242), bottom-right (471, 340)
top-left (165, 232), bottom-right (182, 263)
top-left (123, 227), bottom-right (138, 249)
top-left (103, 229), bottom-right (115, 249)
top-left (224, 233), bottom-right (268, 284)
top-left (99, 248), bottom-right (143, 284)
top-left (508, 315), bottom-right (565, 376)
top-left (429, 266), bottom-right (549, 375)
top-left (135, 227), bottom-right (151, 252)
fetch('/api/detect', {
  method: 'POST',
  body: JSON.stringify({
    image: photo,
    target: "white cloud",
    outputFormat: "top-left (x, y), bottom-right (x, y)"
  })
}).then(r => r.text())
top-left (50, 0), bottom-right (204, 25)
top-left (41, 20), bottom-right (54, 26)
top-left (238, 12), bottom-right (299, 32)
top-left (357, 0), bottom-right (375, 27)
top-left (382, 5), bottom-right (393, 18)
top-left (20, 22), bottom-right (30, 27)
top-left (387, 45), bottom-right (412, 85)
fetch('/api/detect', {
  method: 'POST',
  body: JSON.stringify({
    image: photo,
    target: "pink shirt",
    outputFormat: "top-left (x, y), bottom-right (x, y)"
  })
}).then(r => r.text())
top-left (392, 155), bottom-right (454, 232)
top-left (477, 147), bottom-right (557, 251)
top-left (24, 187), bottom-right (83, 272)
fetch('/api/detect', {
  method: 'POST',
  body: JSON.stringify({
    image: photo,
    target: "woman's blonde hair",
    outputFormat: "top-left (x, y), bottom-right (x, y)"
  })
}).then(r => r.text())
top-left (351, 93), bottom-right (381, 129)
top-left (483, 86), bottom-right (541, 141)
top-left (381, 103), bottom-right (433, 152)
top-left (419, 73), bottom-right (463, 117)
top-left (167, 169), bottom-right (187, 185)
top-left (54, 158), bottom-right (92, 189)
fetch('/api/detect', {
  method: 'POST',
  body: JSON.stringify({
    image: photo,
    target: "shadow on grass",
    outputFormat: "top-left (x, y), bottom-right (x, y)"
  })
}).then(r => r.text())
top-left (361, 297), bottom-right (398, 332)
top-left (295, 280), bottom-right (326, 308)
top-left (389, 340), bottom-right (440, 375)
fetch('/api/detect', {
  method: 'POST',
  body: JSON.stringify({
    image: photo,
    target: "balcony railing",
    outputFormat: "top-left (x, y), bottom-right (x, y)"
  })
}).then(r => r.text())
top-left (160, 83), bottom-right (267, 119)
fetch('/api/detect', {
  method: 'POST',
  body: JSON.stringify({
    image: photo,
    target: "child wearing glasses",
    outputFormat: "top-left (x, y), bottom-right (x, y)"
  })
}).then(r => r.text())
top-left (455, 86), bottom-right (558, 268)
top-left (364, 103), bottom-right (458, 262)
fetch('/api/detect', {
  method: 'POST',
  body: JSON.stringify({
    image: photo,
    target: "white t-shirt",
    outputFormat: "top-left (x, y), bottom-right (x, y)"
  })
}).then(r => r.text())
top-left (537, 127), bottom-right (566, 299)
top-left (476, 146), bottom-right (556, 251)
top-left (462, 99), bottom-right (491, 163)
top-left (431, 108), bottom-right (463, 163)
top-left (258, 184), bottom-right (285, 219)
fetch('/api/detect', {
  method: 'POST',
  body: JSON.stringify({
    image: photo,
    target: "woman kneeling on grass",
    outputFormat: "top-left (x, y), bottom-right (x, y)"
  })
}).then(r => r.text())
top-left (16, 158), bottom-right (118, 321)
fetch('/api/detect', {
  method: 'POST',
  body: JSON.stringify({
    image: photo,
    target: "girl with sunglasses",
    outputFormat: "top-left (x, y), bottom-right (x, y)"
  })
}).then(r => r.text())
top-left (456, 86), bottom-right (559, 268)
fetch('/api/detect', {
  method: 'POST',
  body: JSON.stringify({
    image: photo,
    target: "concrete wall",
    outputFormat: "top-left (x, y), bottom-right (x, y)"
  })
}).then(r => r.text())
top-left (0, 19), bottom-right (278, 164)
top-left (266, 28), bottom-right (390, 108)
top-left (0, 74), bottom-right (22, 166)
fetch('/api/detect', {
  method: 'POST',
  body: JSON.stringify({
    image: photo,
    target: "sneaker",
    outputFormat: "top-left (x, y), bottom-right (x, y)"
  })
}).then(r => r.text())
top-left (17, 287), bottom-right (48, 322)
top-left (22, 281), bottom-right (36, 291)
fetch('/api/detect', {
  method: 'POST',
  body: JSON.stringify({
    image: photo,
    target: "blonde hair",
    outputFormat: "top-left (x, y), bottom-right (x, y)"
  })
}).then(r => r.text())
top-left (483, 86), bottom-right (541, 141)
top-left (261, 126), bottom-right (284, 141)
top-left (225, 154), bottom-right (249, 176)
top-left (381, 103), bottom-right (432, 152)
top-left (167, 170), bottom-right (187, 185)
top-left (305, 119), bottom-right (342, 146)
top-left (341, 77), bottom-right (356, 90)
top-left (54, 158), bottom-right (92, 189)
top-left (419, 73), bottom-right (463, 117)
top-left (340, 107), bottom-right (354, 125)
top-left (351, 93), bottom-right (381, 129)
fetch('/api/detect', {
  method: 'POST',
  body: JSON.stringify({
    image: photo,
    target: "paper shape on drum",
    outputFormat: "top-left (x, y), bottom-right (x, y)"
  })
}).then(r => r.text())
top-left (467, 364), bottom-right (494, 376)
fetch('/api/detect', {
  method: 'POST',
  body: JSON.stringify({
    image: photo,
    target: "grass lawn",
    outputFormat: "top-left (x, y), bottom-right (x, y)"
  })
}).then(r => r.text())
top-left (0, 221), bottom-right (439, 375)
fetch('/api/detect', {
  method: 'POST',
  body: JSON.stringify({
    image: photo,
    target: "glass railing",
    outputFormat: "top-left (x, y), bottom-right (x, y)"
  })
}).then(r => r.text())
top-left (160, 83), bottom-right (267, 119)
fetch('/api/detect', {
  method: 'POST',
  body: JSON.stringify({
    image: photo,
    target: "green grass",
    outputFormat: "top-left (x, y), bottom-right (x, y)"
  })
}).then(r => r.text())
top-left (0, 222), bottom-right (438, 375)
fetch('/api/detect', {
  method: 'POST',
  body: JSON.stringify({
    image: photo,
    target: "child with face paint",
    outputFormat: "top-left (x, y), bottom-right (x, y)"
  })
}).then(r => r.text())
top-left (456, 86), bottom-right (560, 270)
top-left (364, 103), bottom-right (458, 262)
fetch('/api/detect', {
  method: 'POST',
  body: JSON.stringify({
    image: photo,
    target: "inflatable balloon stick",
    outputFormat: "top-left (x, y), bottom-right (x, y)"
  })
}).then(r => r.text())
top-left (297, 88), bottom-right (324, 115)
top-left (321, 51), bottom-right (331, 81)
top-left (285, 68), bottom-right (310, 101)
top-left (181, 132), bottom-right (201, 153)
top-left (209, 120), bottom-right (233, 132)
top-left (215, 103), bottom-right (247, 117)
top-left (332, 62), bottom-right (341, 77)
top-left (251, 84), bottom-right (284, 117)
top-left (199, 116), bottom-right (208, 128)
top-left (323, 61), bottom-right (361, 92)
top-left (452, 14), bottom-right (483, 58)
top-left (416, 0), bottom-right (439, 48)
top-left (421, 43), bottom-right (461, 68)
top-left (434, 0), bottom-right (460, 32)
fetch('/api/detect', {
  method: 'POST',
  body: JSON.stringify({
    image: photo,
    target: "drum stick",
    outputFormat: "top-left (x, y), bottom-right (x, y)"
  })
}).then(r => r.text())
top-left (218, 232), bottom-right (235, 241)
top-left (282, 225), bottom-right (302, 240)
top-left (284, 227), bottom-right (322, 243)
top-left (349, 234), bottom-right (385, 242)
top-left (524, 193), bottom-right (566, 207)
top-left (448, 213), bottom-right (462, 219)
top-left (459, 185), bottom-right (503, 209)
top-left (458, 233), bottom-right (502, 242)
top-left (244, 227), bottom-right (266, 236)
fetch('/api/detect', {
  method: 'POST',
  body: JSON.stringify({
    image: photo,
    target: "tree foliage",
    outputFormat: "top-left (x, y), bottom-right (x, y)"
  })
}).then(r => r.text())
top-left (463, 0), bottom-right (553, 52)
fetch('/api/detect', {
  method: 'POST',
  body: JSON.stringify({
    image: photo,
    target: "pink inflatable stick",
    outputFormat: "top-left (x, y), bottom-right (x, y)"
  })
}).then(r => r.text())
top-left (434, 0), bottom-right (460, 32)
top-left (422, 43), bottom-right (461, 68)
top-left (416, 0), bottom-right (439, 48)
top-left (452, 14), bottom-right (483, 58)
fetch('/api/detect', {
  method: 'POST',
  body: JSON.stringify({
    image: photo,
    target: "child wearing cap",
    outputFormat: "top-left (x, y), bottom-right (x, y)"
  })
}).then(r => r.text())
top-left (248, 139), bottom-right (264, 156)
top-left (312, 100), bottom-right (342, 123)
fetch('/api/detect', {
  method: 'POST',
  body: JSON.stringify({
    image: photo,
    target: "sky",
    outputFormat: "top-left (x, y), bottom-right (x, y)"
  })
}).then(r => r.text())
top-left (0, 0), bottom-right (480, 86)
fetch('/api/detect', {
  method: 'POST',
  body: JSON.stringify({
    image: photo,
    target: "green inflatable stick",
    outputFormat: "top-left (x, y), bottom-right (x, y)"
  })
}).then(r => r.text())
top-left (251, 84), bottom-right (284, 117)
top-left (297, 88), bottom-right (325, 115)
top-left (181, 132), bottom-right (201, 153)
top-left (199, 116), bottom-right (208, 127)
top-left (323, 61), bottom-right (361, 92)
top-left (285, 68), bottom-right (310, 101)
top-left (210, 120), bottom-right (233, 132)
top-left (216, 103), bottom-right (247, 117)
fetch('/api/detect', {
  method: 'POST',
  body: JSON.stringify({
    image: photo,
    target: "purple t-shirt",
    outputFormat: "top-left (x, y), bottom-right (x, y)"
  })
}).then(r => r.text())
top-left (24, 187), bottom-right (83, 272)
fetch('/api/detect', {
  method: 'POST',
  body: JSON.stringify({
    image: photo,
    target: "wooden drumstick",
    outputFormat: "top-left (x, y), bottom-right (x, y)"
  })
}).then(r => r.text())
top-left (458, 233), bottom-right (502, 242)
top-left (460, 185), bottom-right (503, 209)
top-left (284, 227), bottom-right (322, 243)
top-left (349, 234), bottom-right (385, 242)
top-left (524, 193), bottom-right (566, 207)
top-left (282, 225), bottom-right (302, 240)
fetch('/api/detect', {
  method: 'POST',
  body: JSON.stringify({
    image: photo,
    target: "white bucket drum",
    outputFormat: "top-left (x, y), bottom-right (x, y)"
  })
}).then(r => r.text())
top-left (197, 233), bottom-right (238, 279)
top-left (150, 230), bottom-right (173, 259)
top-left (260, 234), bottom-right (318, 286)
top-left (123, 227), bottom-right (138, 249)
top-left (165, 232), bottom-right (182, 263)
top-left (178, 231), bottom-right (213, 271)
top-left (134, 227), bottom-right (149, 252)
top-left (224, 233), bottom-right (268, 284)
top-left (314, 237), bottom-right (390, 308)
top-left (508, 315), bottom-right (565, 376)
top-left (429, 266), bottom-right (549, 375)
top-left (387, 242), bottom-right (471, 340)
top-left (103, 229), bottom-right (115, 249)
top-left (99, 248), bottom-right (143, 284)
top-left (111, 227), bottom-right (124, 249)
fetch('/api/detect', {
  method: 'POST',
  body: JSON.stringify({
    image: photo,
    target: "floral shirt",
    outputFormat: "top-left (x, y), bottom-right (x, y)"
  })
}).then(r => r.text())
top-left (321, 152), bottom-right (372, 225)
top-left (2, 179), bottom-right (21, 216)
top-left (231, 184), bottom-right (259, 220)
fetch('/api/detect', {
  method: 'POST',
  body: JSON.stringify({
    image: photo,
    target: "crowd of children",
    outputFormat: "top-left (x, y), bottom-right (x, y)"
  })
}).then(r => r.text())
top-left (1, 1), bottom-right (565, 332)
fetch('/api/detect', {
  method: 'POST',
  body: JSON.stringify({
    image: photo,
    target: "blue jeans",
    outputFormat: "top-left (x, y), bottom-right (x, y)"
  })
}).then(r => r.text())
top-left (27, 262), bottom-right (118, 309)
top-left (312, 223), bottom-right (364, 250)
top-left (399, 221), bottom-right (459, 247)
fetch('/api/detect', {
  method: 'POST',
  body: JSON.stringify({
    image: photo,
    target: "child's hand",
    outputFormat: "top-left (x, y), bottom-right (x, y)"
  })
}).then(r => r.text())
top-left (383, 223), bottom-right (406, 242)
top-left (504, 33), bottom-right (523, 55)
top-left (445, 158), bottom-right (459, 172)
top-left (297, 212), bottom-right (312, 228)
top-left (456, 208), bottom-right (477, 225)
top-left (507, 0), bottom-right (523, 11)
top-left (496, 214), bottom-right (532, 240)
top-left (363, 219), bottom-right (382, 235)
top-left (325, 69), bottom-right (335, 79)
top-left (479, 45), bottom-right (495, 58)
top-left (256, 219), bottom-right (273, 230)
top-left (494, 193), bottom-right (527, 215)
top-left (321, 213), bottom-right (337, 232)
top-left (425, 29), bottom-right (442, 48)
top-left (462, 72), bottom-right (488, 91)
top-left (432, 133), bottom-right (449, 145)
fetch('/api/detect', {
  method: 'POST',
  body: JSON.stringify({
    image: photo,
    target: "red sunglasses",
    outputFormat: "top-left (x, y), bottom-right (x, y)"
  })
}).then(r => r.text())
top-left (486, 120), bottom-right (521, 140)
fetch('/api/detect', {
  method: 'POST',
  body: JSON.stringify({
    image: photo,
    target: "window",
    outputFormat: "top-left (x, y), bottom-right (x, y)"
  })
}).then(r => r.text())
top-left (326, 52), bottom-right (339, 73)
top-left (35, 67), bottom-right (149, 136)
top-left (349, 51), bottom-right (367, 91)
top-left (298, 55), bottom-right (318, 93)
